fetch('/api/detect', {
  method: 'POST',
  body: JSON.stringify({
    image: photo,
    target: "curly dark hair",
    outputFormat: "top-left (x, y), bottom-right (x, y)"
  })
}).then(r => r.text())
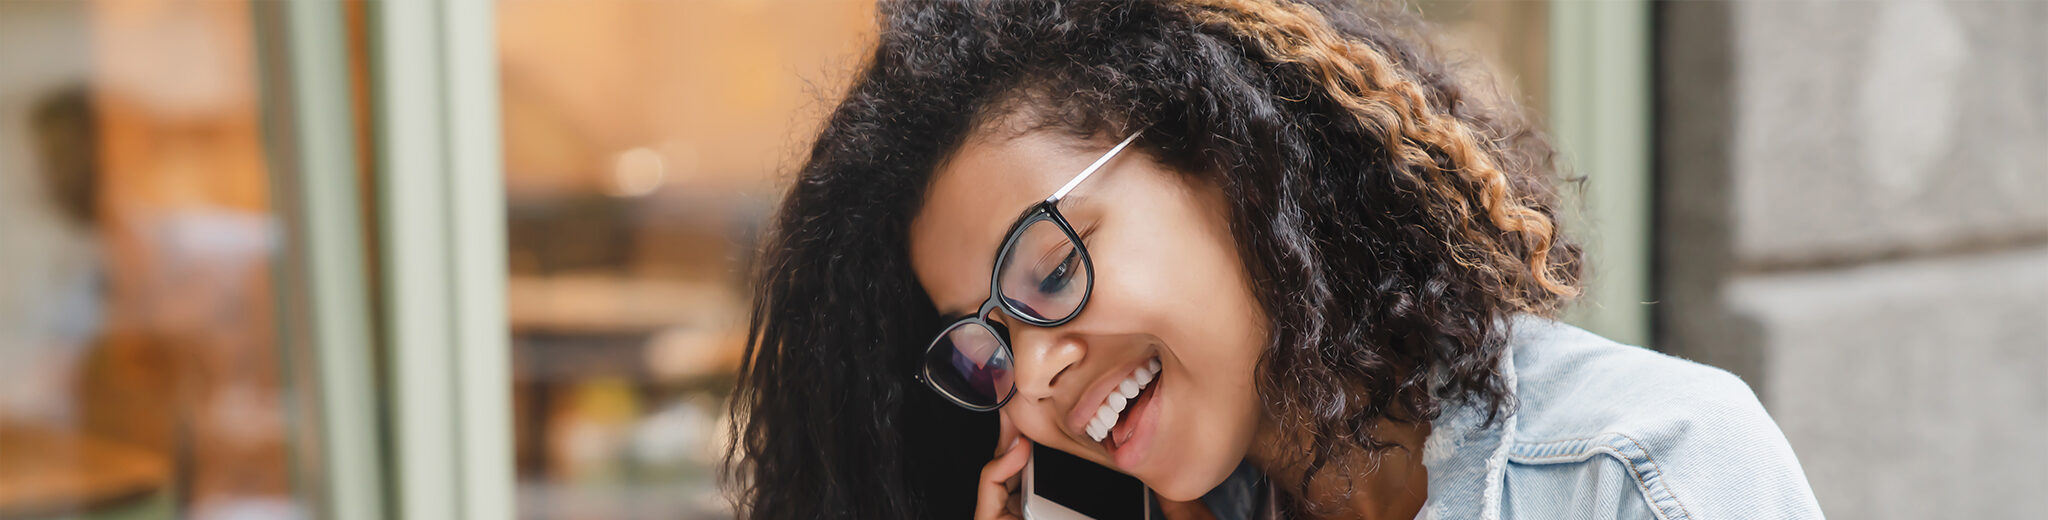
top-left (728, 0), bottom-right (1583, 517)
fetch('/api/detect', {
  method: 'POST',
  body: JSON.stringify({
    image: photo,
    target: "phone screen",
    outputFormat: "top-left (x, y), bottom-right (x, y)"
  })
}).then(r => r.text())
top-left (1031, 443), bottom-right (1147, 519)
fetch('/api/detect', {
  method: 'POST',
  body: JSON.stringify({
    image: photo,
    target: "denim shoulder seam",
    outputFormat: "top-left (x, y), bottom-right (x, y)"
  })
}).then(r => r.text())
top-left (1506, 433), bottom-right (1695, 520)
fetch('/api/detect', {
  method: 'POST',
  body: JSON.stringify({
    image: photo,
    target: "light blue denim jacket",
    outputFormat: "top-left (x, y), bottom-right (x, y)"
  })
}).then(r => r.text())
top-left (1188, 316), bottom-right (1825, 519)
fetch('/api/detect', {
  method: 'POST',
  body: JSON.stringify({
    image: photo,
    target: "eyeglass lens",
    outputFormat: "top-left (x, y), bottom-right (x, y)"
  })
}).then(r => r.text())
top-left (925, 320), bottom-right (1015, 407)
top-left (997, 218), bottom-right (1089, 322)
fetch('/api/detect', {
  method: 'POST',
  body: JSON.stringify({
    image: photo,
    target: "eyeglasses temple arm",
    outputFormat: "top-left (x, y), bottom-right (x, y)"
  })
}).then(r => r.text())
top-left (1047, 129), bottom-right (1145, 203)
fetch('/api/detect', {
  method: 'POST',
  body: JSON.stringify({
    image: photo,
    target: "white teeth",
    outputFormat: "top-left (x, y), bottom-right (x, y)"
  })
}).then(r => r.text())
top-left (1085, 357), bottom-right (1162, 443)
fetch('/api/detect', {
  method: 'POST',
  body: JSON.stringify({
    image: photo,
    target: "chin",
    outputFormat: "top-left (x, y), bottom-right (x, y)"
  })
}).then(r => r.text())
top-left (1149, 477), bottom-right (1219, 503)
top-left (1144, 459), bottom-right (1238, 502)
top-left (1134, 393), bottom-right (1256, 503)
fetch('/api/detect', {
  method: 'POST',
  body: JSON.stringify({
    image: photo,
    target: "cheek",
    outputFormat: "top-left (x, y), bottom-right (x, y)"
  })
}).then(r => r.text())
top-left (1093, 207), bottom-right (1269, 495)
top-left (1102, 197), bottom-right (1264, 383)
top-left (1002, 402), bottom-right (1072, 451)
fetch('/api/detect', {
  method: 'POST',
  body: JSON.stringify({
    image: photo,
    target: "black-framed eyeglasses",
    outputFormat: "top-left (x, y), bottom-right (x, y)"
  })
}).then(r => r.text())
top-left (916, 130), bottom-right (1145, 411)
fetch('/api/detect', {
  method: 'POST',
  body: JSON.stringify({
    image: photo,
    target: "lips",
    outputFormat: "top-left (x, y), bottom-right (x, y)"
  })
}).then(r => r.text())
top-left (1067, 355), bottom-right (1156, 439)
top-left (1063, 354), bottom-right (1165, 471)
top-left (1104, 363), bottom-right (1161, 469)
top-left (1085, 357), bottom-right (1160, 441)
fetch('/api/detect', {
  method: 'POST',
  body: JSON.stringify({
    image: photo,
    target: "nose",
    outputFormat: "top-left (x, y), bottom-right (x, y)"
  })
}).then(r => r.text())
top-left (1003, 316), bottom-right (1085, 402)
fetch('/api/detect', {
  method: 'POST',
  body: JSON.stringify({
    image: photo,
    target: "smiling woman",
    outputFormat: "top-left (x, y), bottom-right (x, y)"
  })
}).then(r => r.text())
top-left (729, 1), bottom-right (1821, 519)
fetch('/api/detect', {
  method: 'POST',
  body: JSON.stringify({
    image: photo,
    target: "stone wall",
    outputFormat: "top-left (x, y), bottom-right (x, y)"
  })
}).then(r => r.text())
top-left (1658, 1), bottom-right (2048, 518)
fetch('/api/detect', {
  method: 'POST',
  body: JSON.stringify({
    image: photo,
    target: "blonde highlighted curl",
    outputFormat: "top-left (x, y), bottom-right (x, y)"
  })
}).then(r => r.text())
top-left (1190, 0), bottom-right (1579, 303)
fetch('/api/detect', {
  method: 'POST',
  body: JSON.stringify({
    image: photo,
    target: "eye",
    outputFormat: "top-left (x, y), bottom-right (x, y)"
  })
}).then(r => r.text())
top-left (1037, 248), bottom-right (1079, 294)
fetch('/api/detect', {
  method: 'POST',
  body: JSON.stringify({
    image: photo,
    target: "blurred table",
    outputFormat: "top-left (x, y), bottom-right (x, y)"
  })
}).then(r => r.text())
top-left (0, 424), bottom-right (169, 519)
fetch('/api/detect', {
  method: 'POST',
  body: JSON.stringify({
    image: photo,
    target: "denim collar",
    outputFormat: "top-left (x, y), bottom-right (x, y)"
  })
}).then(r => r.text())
top-left (1415, 329), bottom-right (1519, 520)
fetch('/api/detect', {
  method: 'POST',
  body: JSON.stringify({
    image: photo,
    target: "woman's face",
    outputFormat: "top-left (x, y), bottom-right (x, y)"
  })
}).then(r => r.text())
top-left (909, 125), bottom-right (1269, 500)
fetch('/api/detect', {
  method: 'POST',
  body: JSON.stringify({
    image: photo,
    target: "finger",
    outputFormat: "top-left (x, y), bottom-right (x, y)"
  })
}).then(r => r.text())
top-left (1006, 485), bottom-right (1025, 518)
top-left (982, 436), bottom-right (1030, 490)
top-left (976, 436), bottom-right (1032, 520)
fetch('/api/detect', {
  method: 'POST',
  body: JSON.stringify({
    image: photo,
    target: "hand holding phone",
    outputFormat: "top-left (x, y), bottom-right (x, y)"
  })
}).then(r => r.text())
top-left (975, 417), bottom-right (1032, 520)
top-left (978, 416), bottom-right (1152, 520)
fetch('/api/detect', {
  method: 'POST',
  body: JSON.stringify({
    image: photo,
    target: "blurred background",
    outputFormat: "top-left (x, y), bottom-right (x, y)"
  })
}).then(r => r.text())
top-left (0, 1), bottom-right (2038, 519)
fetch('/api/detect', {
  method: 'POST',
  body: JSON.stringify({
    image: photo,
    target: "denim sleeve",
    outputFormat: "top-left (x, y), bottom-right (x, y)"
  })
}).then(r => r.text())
top-left (1503, 318), bottom-right (1825, 519)
top-left (1629, 368), bottom-right (1825, 519)
top-left (1505, 366), bottom-right (1825, 520)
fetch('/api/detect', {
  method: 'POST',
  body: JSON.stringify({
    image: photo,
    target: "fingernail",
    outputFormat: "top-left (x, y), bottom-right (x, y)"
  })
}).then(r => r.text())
top-left (1004, 436), bottom-right (1024, 454)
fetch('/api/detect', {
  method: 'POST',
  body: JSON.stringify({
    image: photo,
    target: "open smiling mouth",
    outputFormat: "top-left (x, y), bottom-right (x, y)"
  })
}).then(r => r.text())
top-left (1085, 357), bottom-right (1162, 459)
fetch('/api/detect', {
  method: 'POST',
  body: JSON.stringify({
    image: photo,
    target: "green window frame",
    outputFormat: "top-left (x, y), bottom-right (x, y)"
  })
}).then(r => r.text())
top-left (1552, 0), bottom-right (1654, 346)
top-left (258, 1), bottom-right (511, 519)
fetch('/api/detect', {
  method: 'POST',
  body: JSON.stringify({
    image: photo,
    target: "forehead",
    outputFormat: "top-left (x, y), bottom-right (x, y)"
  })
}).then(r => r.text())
top-left (908, 130), bottom-right (1109, 316)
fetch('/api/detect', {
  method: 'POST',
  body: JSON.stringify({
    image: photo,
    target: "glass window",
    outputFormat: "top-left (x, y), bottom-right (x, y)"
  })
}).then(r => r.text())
top-left (496, 1), bottom-right (877, 518)
top-left (0, 1), bottom-right (302, 518)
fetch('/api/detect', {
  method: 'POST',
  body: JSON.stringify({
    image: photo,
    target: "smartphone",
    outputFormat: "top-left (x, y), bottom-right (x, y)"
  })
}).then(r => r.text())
top-left (1022, 443), bottom-right (1150, 520)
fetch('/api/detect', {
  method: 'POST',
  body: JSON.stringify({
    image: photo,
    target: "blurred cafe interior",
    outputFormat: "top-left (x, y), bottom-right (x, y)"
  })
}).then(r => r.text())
top-left (0, 1), bottom-right (1560, 519)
